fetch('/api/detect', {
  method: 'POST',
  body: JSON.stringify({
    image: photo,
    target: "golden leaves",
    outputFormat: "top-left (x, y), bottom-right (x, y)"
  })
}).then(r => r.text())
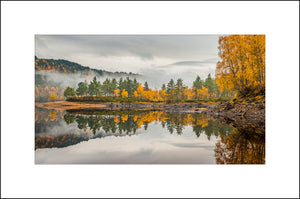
top-left (50, 93), bottom-right (56, 100)
top-left (215, 35), bottom-right (265, 96)
top-left (121, 89), bottom-right (128, 98)
top-left (114, 89), bottom-right (120, 97)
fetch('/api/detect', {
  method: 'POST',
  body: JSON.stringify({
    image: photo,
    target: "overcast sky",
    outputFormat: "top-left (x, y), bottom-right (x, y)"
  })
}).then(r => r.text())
top-left (35, 35), bottom-right (221, 88)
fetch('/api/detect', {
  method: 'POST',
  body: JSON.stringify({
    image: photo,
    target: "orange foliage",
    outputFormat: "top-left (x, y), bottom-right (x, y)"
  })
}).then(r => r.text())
top-left (121, 89), bottom-right (128, 98)
top-left (216, 35), bottom-right (265, 96)
top-left (114, 89), bottom-right (120, 97)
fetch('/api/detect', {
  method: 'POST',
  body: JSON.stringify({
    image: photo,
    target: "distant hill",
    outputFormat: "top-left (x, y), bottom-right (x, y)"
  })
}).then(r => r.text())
top-left (35, 56), bottom-right (141, 102)
top-left (35, 56), bottom-right (139, 76)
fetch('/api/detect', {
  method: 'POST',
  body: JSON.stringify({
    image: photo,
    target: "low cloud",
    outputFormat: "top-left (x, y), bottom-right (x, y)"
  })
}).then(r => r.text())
top-left (35, 35), bottom-right (221, 89)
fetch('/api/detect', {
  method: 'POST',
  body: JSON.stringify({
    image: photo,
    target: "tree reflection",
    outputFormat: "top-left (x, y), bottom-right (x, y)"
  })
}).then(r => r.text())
top-left (37, 109), bottom-right (265, 164)
top-left (166, 121), bottom-right (175, 134)
top-left (76, 115), bottom-right (89, 131)
top-left (214, 128), bottom-right (265, 164)
top-left (62, 111), bottom-right (235, 138)
top-left (64, 113), bottom-right (75, 124)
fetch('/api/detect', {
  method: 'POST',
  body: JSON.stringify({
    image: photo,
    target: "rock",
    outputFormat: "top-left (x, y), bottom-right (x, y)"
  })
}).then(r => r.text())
top-left (224, 103), bottom-right (234, 110)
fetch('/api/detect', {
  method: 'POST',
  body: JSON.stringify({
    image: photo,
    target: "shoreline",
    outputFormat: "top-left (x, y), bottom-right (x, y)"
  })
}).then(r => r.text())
top-left (36, 98), bottom-right (265, 130)
top-left (35, 101), bottom-right (107, 110)
top-left (35, 100), bottom-right (210, 112)
top-left (202, 97), bottom-right (265, 133)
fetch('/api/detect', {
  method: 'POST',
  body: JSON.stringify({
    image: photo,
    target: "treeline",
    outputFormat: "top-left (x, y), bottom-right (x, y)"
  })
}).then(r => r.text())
top-left (34, 57), bottom-right (139, 102)
top-left (64, 75), bottom-right (234, 103)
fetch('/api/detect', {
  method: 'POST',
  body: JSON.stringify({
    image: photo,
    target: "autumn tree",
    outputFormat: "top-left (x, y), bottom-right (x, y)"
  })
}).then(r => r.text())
top-left (159, 89), bottom-right (166, 101)
top-left (133, 90), bottom-right (138, 98)
top-left (215, 35), bottom-right (265, 97)
top-left (114, 89), bottom-right (121, 97)
top-left (183, 88), bottom-right (194, 100)
top-left (50, 93), bottom-right (56, 100)
top-left (135, 83), bottom-right (144, 99)
top-left (121, 89), bottom-right (128, 98)
top-left (197, 86), bottom-right (209, 99)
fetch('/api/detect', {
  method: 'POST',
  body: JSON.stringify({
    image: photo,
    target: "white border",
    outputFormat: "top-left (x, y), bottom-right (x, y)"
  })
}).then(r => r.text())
top-left (1, 1), bottom-right (299, 198)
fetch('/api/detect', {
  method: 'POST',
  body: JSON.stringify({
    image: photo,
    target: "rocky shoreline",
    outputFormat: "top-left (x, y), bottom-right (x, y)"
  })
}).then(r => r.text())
top-left (202, 97), bottom-right (265, 133)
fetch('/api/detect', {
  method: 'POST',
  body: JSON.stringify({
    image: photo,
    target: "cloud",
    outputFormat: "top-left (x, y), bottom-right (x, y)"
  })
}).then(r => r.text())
top-left (35, 35), bottom-right (220, 63)
top-left (35, 35), bottom-right (221, 88)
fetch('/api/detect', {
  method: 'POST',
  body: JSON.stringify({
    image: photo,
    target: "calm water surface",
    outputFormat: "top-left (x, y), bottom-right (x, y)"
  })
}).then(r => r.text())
top-left (35, 107), bottom-right (265, 164)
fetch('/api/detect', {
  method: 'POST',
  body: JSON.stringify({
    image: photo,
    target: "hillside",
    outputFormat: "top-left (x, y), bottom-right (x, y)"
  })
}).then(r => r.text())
top-left (35, 56), bottom-right (140, 102)
top-left (35, 56), bottom-right (138, 76)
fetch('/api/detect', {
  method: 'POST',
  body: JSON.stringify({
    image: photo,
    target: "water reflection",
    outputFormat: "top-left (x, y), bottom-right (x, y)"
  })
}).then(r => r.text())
top-left (35, 108), bottom-right (65, 135)
top-left (35, 108), bottom-right (265, 164)
top-left (215, 128), bottom-right (265, 164)
top-left (63, 110), bottom-right (235, 137)
top-left (35, 108), bottom-right (234, 149)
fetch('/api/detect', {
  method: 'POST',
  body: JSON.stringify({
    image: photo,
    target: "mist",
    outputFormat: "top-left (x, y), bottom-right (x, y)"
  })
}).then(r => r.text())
top-left (36, 70), bottom-right (140, 89)
top-left (36, 65), bottom-right (216, 90)
top-left (136, 63), bottom-right (217, 90)
top-left (35, 35), bottom-right (221, 89)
